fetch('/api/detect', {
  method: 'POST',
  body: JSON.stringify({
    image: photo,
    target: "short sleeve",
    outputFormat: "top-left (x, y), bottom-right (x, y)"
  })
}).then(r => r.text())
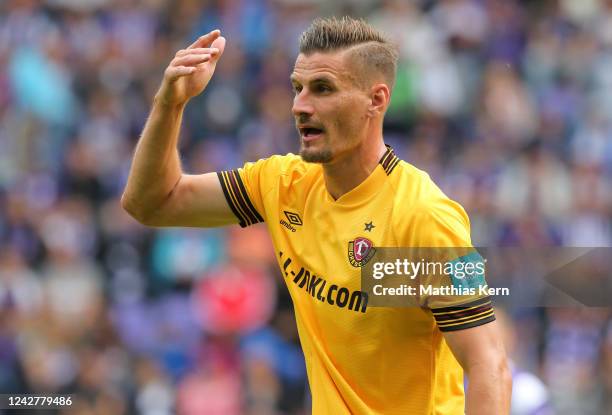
top-left (405, 197), bottom-right (495, 332)
top-left (217, 158), bottom-right (275, 228)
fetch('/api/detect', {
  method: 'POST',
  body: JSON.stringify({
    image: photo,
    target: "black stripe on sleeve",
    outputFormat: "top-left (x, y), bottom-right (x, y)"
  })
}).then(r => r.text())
top-left (231, 168), bottom-right (264, 224)
top-left (225, 171), bottom-right (256, 226)
top-left (432, 296), bottom-right (492, 313)
top-left (431, 296), bottom-right (496, 332)
top-left (436, 314), bottom-right (496, 332)
top-left (217, 170), bottom-right (264, 227)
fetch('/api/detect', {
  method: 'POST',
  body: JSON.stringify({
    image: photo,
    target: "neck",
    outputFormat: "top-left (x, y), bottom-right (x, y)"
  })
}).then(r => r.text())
top-left (322, 139), bottom-right (387, 200)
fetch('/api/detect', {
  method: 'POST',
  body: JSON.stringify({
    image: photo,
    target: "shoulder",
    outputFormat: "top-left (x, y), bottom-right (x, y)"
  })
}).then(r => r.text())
top-left (389, 160), bottom-right (462, 213)
top-left (245, 153), bottom-right (313, 176)
top-left (240, 153), bottom-right (320, 195)
top-left (389, 160), bottom-right (436, 197)
top-left (389, 161), bottom-right (470, 240)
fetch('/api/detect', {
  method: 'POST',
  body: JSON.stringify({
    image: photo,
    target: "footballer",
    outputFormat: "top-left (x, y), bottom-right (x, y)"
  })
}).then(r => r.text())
top-left (122, 16), bottom-right (511, 414)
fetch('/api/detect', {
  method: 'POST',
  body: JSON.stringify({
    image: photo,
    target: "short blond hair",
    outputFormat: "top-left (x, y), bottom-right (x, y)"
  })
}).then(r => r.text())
top-left (299, 16), bottom-right (399, 90)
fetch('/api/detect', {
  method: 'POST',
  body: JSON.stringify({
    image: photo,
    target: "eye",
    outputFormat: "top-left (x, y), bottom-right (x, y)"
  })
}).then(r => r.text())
top-left (316, 84), bottom-right (332, 93)
top-left (292, 84), bottom-right (302, 94)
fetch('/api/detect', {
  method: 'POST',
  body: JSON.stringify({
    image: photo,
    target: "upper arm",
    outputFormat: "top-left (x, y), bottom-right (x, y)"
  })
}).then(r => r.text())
top-left (143, 172), bottom-right (240, 227)
top-left (442, 319), bottom-right (507, 372)
top-left (134, 155), bottom-right (288, 228)
top-left (141, 156), bottom-right (276, 228)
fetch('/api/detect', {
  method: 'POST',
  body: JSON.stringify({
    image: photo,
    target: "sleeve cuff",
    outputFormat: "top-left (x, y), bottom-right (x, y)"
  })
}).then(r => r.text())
top-left (217, 170), bottom-right (264, 227)
top-left (431, 296), bottom-right (496, 332)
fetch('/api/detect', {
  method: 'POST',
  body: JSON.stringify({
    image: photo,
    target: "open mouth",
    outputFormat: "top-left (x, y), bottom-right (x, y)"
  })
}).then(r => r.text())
top-left (299, 127), bottom-right (325, 141)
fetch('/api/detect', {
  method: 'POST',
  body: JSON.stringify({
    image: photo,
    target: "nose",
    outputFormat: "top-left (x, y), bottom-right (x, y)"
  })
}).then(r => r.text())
top-left (292, 89), bottom-right (314, 118)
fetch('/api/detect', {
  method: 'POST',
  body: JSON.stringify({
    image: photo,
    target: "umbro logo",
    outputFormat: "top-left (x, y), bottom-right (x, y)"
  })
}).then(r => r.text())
top-left (280, 211), bottom-right (302, 232)
top-left (284, 211), bottom-right (303, 226)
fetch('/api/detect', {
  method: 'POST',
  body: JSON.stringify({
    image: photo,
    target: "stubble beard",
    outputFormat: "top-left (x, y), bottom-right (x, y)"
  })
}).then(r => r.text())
top-left (299, 145), bottom-right (333, 163)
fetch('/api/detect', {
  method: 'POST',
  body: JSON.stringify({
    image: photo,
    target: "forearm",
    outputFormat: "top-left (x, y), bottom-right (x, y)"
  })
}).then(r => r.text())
top-left (465, 359), bottom-right (512, 415)
top-left (121, 96), bottom-right (186, 221)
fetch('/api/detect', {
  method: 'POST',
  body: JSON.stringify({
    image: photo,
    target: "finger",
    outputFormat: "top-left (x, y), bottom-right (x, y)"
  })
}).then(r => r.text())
top-left (172, 54), bottom-right (212, 67)
top-left (165, 65), bottom-right (196, 81)
top-left (208, 36), bottom-right (226, 63)
top-left (187, 30), bottom-right (220, 49)
top-left (176, 47), bottom-right (219, 57)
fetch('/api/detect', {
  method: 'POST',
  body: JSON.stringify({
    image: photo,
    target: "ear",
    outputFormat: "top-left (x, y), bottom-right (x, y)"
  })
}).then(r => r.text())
top-left (367, 84), bottom-right (391, 117)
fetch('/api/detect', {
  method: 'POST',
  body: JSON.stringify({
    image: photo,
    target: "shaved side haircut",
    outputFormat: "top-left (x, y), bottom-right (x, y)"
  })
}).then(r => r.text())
top-left (298, 16), bottom-right (399, 91)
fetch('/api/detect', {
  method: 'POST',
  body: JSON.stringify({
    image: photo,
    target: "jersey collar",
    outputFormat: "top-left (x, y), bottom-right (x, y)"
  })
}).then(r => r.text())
top-left (323, 145), bottom-right (400, 206)
top-left (379, 145), bottom-right (400, 175)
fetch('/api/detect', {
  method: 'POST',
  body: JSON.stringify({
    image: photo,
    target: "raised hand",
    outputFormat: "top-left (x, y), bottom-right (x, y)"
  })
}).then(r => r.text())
top-left (156, 30), bottom-right (226, 106)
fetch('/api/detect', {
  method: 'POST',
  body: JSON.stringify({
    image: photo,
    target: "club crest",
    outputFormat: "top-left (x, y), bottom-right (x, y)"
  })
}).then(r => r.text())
top-left (348, 237), bottom-right (375, 267)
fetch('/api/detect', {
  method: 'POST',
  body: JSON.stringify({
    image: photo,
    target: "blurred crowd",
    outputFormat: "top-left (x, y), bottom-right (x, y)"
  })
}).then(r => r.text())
top-left (1, 0), bottom-right (612, 414)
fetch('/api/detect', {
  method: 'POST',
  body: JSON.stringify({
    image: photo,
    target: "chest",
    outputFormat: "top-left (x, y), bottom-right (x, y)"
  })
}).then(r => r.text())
top-left (268, 185), bottom-right (398, 289)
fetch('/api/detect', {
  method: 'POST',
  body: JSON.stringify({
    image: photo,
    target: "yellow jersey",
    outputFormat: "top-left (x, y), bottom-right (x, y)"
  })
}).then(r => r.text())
top-left (217, 147), bottom-right (495, 414)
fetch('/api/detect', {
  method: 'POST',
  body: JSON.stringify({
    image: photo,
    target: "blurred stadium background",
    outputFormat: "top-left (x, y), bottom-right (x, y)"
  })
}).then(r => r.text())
top-left (1, 0), bottom-right (611, 414)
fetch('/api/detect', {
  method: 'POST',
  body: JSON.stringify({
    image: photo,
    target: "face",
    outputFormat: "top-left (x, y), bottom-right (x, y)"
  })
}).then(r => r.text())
top-left (290, 51), bottom-right (371, 163)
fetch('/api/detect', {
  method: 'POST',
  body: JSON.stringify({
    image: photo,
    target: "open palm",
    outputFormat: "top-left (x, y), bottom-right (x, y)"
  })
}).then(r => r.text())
top-left (158, 30), bottom-right (226, 106)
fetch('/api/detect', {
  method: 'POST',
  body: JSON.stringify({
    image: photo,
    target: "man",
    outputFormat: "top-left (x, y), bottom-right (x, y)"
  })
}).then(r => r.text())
top-left (122, 17), bottom-right (511, 414)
